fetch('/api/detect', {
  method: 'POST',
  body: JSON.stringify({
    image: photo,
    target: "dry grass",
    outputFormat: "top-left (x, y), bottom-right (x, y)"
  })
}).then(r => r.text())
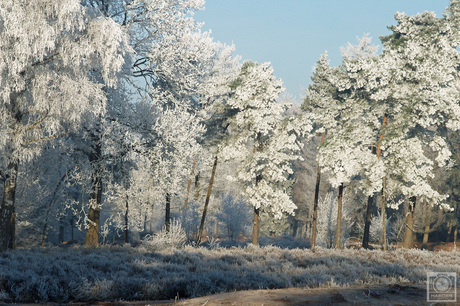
top-left (0, 242), bottom-right (458, 303)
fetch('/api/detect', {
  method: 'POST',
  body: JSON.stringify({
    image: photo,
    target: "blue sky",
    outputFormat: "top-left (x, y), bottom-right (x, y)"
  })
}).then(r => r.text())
top-left (195, 0), bottom-right (450, 102)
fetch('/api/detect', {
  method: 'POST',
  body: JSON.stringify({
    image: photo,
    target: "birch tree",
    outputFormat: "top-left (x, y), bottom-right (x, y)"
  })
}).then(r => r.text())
top-left (0, 0), bottom-right (128, 251)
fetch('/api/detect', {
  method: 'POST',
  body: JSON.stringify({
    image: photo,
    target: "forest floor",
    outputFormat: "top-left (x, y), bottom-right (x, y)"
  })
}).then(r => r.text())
top-left (1, 239), bottom-right (459, 304)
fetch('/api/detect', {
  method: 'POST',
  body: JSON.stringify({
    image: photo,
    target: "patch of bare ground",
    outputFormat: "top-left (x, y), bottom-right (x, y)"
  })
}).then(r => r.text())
top-left (172, 285), bottom-right (449, 305)
top-left (78, 285), bottom-right (451, 305)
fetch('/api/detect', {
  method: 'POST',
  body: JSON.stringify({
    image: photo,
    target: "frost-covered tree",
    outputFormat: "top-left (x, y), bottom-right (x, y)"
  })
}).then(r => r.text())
top-left (0, 0), bottom-right (128, 251)
top-left (75, 0), bottom-right (237, 244)
top-left (221, 61), bottom-right (304, 245)
top-left (373, 9), bottom-right (460, 248)
top-left (302, 52), bottom-right (337, 249)
top-left (304, 39), bottom-right (381, 249)
top-left (307, 6), bottom-right (460, 249)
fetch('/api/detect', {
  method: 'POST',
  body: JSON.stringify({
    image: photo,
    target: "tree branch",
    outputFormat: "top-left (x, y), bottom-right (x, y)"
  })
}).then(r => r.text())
top-left (24, 111), bottom-right (50, 132)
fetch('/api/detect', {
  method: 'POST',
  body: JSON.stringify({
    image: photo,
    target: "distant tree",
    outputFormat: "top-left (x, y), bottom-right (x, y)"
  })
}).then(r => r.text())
top-left (216, 194), bottom-right (251, 240)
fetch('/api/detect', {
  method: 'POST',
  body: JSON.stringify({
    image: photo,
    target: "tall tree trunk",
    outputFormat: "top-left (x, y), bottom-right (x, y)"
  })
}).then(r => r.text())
top-left (381, 177), bottom-right (387, 250)
top-left (311, 131), bottom-right (326, 250)
top-left (252, 207), bottom-right (260, 245)
top-left (421, 201), bottom-right (430, 250)
top-left (305, 206), bottom-right (313, 239)
top-left (363, 114), bottom-right (388, 249)
top-left (197, 156), bottom-right (218, 244)
top-left (292, 219), bottom-right (299, 237)
top-left (85, 137), bottom-right (103, 247)
top-left (403, 196), bottom-right (416, 249)
top-left (303, 220), bottom-right (308, 239)
top-left (85, 202), bottom-right (101, 247)
top-left (165, 193), bottom-right (171, 232)
top-left (58, 218), bottom-right (64, 243)
top-left (194, 172), bottom-right (200, 201)
top-left (422, 225), bottom-right (430, 250)
top-left (362, 195), bottom-right (374, 249)
top-left (149, 204), bottom-right (154, 233)
top-left (251, 169), bottom-right (263, 245)
top-left (0, 162), bottom-right (19, 252)
top-left (124, 194), bottom-right (129, 244)
top-left (446, 221), bottom-right (453, 243)
top-left (453, 226), bottom-right (458, 247)
top-left (335, 183), bottom-right (344, 249)
top-left (182, 157), bottom-right (196, 225)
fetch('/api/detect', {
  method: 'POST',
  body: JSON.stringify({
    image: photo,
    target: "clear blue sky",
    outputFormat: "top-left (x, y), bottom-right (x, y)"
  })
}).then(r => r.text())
top-left (195, 0), bottom-right (450, 102)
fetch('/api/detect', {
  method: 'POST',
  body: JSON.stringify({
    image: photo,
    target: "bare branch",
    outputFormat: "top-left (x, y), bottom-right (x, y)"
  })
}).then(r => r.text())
top-left (24, 111), bottom-right (50, 132)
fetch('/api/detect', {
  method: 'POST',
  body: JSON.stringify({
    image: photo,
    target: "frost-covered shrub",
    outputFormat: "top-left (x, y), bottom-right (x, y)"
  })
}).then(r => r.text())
top-left (142, 220), bottom-right (186, 250)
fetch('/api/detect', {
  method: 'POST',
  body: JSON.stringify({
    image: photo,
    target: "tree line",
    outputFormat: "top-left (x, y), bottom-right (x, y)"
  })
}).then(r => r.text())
top-left (1, 0), bottom-right (460, 252)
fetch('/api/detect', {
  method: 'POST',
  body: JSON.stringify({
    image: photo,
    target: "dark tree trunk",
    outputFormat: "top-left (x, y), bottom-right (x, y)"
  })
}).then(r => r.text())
top-left (124, 195), bottom-right (129, 243)
top-left (149, 204), bottom-right (154, 233)
top-left (197, 156), bottom-right (218, 244)
top-left (403, 196), bottom-right (417, 249)
top-left (446, 222), bottom-right (453, 243)
top-left (165, 193), bottom-right (171, 232)
top-left (0, 162), bottom-right (18, 252)
top-left (311, 132), bottom-right (325, 250)
top-left (381, 177), bottom-right (387, 250)
top-left (252, 207), bottom-right (260, 245)
top-left (362, 195), bottom-right (374, 249)
top-left (422, 225), bottom-right (430, 250)
top-left (251, 165), bottom-right (263, 245)
top-left (194, 172), bottom-right (200, 201)
top-left (335, 183), bottom-right (344, 249)
top-left (58, 218), bottom-right (64, 243)
top-left (292, 219), bottom-right (299, 237)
